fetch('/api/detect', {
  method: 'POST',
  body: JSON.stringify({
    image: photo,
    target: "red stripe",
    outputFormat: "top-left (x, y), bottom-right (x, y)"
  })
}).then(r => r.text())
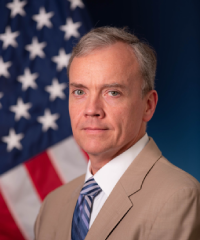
top-left (25, 151), bottom-right (63, 201)
top-left (0, 192), bottom-right (26, 240)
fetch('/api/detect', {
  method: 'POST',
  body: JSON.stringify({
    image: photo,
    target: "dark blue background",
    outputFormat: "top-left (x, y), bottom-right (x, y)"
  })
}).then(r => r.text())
top-left (84, 0), bottom-right (200, 181)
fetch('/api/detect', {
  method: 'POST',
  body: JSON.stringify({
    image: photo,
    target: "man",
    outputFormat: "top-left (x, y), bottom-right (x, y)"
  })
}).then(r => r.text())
top-left (34, 27), bottom-right (200, 240)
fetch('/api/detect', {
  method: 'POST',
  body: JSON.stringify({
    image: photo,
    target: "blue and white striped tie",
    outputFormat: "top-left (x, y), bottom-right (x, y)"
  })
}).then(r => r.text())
top-left (71, 177), bottom-right (102, 240)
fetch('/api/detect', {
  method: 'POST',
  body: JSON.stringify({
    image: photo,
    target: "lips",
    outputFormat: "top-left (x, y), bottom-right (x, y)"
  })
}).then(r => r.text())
top-left (83, 127), bottom-right (108, 130)
top-left (82, 127), bottom-right (109, 134)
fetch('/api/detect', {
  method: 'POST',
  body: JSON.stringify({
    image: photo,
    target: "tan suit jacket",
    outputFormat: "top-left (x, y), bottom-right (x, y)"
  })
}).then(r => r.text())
top-left (34, 138), bottom-right (200, 240)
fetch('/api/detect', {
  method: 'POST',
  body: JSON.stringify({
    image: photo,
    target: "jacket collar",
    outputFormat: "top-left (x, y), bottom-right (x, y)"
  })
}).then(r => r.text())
top-left (120, 137), bottom-right (162, 196)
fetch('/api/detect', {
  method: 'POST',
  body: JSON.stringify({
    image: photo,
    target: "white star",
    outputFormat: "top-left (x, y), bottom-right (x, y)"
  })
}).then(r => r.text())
top-left (0, 92), bottom-right (3, 109)
top-left (25, 37), bottom-right (47, 60)
top-left (37, 109), bottom-right (60, 132)
top-left (2, 128), bottom-right (24, 152)
top-left (10, 98), bottom-right (32, 121)
top-left (32, 7), bottom-right (54, 30)
top-left (17, 68), bottom-right (39, 91)
top-left (68, 0), bottom-right (84, 10)
top-left (45, 78), bottom-right (67, 101)
top-left (0, 26), bottom-right (20, 49)
top-left (52, 48), bottom-right (71, 71)
top-left (60, 18), bottom-right (81, 40)
top-left (6, 0), bottom-right (27, 18)
top-left (0, 57), bottom-right (12, 78)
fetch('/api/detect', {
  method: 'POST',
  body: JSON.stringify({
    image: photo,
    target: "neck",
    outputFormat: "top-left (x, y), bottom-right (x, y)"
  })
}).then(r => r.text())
top-left (89, 132), bottom-right (147, 175)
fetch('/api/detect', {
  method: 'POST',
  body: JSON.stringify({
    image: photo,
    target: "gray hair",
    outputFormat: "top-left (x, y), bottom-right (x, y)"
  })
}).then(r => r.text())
top-left (68, 26), bottom-right (157, 95)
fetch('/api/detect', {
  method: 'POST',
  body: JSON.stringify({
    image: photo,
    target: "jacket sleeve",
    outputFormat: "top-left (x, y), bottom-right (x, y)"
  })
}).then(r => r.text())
top-left (148, 187), bottom-right (200, 240)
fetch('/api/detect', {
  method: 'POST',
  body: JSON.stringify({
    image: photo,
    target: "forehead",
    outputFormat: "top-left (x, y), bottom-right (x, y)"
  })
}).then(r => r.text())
top-left (69, 42), bottom-right (141, 86)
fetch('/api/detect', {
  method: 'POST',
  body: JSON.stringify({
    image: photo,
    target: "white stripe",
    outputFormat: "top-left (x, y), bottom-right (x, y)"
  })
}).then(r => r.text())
top-left (0, 165), bottom-right (41, 240)
top-left (81, 186), bottom-right (99, 194)
top-left (47, 136), bottom-right (87, 183)
top-left (84, 201), bottom-right (90, 218)
top-left (85, 195), bottom-right (92, 208)
top-left (83, 179), bottom-right (96, 188)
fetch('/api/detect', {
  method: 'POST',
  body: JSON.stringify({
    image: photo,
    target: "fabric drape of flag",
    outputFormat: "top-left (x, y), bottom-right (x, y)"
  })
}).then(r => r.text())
top-left (0, 0), bottom-right (91, 239)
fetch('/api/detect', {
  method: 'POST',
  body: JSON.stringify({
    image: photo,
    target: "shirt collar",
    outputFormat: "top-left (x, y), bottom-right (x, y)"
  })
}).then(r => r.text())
top-left (85, 133), bottom-right (149, 196)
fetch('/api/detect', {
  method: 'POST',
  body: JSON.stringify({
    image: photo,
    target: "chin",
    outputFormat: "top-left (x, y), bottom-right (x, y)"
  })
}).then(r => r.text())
top-left (79, 141), bottom-right (111, 157)
top-left (82, 146), bottom-right (105, 156)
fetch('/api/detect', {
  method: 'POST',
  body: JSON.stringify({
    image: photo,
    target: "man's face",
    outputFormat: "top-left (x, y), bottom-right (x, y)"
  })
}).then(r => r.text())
top-left (69, 42), bottom-right (156, 161)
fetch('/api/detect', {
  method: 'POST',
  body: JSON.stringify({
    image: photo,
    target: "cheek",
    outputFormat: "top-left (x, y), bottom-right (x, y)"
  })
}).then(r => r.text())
top-left (107, 105), bottom-right (131, 135)
top-left (116, 102), bottom-right (143, 130)
top-left (69, 103), bottom-right (82, 128)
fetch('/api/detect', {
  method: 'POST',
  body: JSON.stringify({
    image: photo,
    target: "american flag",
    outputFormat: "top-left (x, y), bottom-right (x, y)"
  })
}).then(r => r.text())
top-left (0, 0), bottom-right (91, 239)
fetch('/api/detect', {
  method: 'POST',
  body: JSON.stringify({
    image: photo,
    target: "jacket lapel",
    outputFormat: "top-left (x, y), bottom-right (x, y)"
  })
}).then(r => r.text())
top-left (55, 175), bottom-right (85, 240)
top-left (85, 138), bottom-right (162, 240)
top-left (120, 138), bottom-right (162, 196)
top-left (85, 181), bottom-right (132, 240)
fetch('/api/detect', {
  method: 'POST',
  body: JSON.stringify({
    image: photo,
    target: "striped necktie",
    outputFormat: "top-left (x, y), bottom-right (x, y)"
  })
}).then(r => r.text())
top-left (71, 177), bottom-right (102, 240)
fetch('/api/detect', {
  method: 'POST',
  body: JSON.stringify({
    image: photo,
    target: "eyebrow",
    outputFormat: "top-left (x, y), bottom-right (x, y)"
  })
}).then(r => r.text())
top-left (69, 83), bottom-right (87, 88)
top-left (69, 82), bottom-right (126, 89)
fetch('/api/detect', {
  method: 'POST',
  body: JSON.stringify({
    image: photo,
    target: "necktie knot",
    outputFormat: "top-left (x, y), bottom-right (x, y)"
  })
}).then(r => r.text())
top-left (80, 177), bottom-right (102, 198)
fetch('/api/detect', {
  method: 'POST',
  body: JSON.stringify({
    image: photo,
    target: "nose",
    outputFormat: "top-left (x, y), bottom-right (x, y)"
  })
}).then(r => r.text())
top-left (84, 95), bottom-right (105, 119)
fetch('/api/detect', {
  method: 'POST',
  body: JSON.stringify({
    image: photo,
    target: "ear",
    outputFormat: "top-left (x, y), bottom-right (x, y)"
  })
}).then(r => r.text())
top-left (143, 90), bottom-right (158, 122)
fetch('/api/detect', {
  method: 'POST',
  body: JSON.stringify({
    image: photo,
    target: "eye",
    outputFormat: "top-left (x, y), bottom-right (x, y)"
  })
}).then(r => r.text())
top-left (108, 91), bottom-right (120, 96)
top-left (73, 89), bottom-right (85, 95)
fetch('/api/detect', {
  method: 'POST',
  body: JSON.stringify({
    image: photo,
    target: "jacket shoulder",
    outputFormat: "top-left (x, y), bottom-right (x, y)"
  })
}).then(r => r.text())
top-left (34, 175), bottom-right (85, 240)
top-left (151, 156), bottom-right (200, 192)
top-left (45, 174), bottom-right (85, 204)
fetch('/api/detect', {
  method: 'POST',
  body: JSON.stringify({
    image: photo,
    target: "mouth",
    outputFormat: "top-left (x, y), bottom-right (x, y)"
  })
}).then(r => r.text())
top-left (83, 127), bottom-right (109, 134)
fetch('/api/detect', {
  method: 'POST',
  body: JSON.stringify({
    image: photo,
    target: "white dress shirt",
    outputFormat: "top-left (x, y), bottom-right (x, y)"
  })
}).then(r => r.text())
top-left (85, 133), bottom-right (149, 228)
